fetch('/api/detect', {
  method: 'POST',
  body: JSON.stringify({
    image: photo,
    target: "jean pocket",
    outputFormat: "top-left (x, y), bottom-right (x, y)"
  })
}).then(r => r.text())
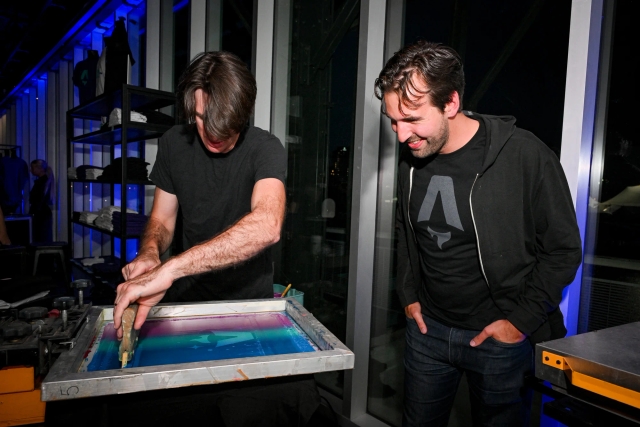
top-left (487, 336), bottom-right (528, 348)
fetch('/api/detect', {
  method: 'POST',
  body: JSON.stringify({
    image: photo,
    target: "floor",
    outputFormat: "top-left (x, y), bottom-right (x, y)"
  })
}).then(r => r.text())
top-left (307, 399), bottom-right (341, 427)
top-left (18, 401), bottom-right (338, 427)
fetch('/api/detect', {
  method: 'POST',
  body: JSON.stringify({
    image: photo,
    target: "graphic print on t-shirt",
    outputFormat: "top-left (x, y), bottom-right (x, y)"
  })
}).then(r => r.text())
top-left (409, 117), bottom-right (503, 330)
top-left (417, 175), bottom-right (463, 249)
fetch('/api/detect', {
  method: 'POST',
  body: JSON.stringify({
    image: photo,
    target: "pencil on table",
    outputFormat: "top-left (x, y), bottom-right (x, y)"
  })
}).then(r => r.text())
top-left (281, 284), bottom-right (292, 297)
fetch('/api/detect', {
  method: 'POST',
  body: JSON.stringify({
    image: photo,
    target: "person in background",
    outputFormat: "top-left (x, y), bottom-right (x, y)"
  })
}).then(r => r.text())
top-left (375, 41), bottom-right (582, 426)
top-left (1, 148), bottom-right (29, 215)
top-left (29, 159), bottom-right (53, 242)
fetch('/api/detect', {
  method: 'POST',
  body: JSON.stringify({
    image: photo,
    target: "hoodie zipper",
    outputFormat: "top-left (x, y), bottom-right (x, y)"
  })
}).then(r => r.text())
top-left (408, 167), bottom-right (417, 243)
top-left (470, 173), bottom-right (490, 287)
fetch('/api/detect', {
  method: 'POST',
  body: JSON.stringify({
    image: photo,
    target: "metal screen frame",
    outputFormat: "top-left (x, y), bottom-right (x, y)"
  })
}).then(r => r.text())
top-left (42, 298), bottom-right (354, 401)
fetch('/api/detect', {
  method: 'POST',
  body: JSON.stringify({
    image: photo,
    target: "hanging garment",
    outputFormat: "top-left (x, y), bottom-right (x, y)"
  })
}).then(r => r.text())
top-left (96, 47), bottom-right (107, 96)
top-left (72, 50), bottom-right (99, 105)
top-left (1, 155), bottom-right (29, 214)
top-left (104, 17), bottom-right (136, 94)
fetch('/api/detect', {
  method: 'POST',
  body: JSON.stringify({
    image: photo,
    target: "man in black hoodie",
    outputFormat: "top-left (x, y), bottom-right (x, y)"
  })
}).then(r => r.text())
top-left (375, 41), bottom-right (582, 426)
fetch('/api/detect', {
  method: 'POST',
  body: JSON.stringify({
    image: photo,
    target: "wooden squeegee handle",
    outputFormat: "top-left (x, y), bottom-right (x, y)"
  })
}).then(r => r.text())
top-left (119, 304), bottom-right (140, 366)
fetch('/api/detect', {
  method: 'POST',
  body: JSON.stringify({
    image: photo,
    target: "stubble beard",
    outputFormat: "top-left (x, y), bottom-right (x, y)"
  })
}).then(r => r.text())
top-left (408, 117), bottom-right (450, 159)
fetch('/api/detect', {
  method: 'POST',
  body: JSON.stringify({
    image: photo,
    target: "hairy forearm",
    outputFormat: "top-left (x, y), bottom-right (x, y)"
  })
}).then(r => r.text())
top-left (139, 217), bottom-right (174, 257)
top-left (164, 208), bottom-right (281, 281)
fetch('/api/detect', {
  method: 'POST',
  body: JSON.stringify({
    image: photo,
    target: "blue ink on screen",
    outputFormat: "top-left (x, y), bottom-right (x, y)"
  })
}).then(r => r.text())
top-left (81, 311), bottom-right (316, 372)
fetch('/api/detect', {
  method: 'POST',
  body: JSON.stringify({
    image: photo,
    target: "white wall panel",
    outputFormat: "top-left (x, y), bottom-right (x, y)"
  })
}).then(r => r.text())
top-left (205, 0), bottom-right (222, 51)
top-left (558, 0), bottom-right (604, 336)
top-left (190, 0), bottom-right (207, 60)
top-left (344, 0), bottom-right (386, 420)
top-left (252, 0), bottom-right (275, 132)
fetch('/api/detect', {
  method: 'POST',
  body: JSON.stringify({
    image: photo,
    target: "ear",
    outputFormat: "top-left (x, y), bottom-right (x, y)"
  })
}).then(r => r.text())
top-left (443, 91), bottom-right (460, 118)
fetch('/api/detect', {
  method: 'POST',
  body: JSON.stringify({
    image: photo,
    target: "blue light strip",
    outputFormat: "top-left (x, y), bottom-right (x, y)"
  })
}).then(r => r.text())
top-left (0, 0), bottom-right (109, 108)
top-left (173, 0), bottom-right (189, 13)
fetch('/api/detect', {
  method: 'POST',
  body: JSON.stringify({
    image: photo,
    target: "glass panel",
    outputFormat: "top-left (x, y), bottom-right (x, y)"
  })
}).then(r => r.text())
top-left (274, 0), bottom-right (359, 398)
top-left (367, 1), bottom-right (572, 425)
top-left (128, 3), bottom-right (146, 88)
top-left (579, 0), bottom-right (640, 333)
top-left (173, 0), bottom-right (190, 89)
top-left (221, 0), bottom-right (254, 67)
top-left (171, 0), bottom-right (254, 81)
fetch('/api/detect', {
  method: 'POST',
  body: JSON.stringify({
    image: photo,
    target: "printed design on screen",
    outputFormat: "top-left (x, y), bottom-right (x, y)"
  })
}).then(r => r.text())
top-left (79, 311), bottom-right (317, 372)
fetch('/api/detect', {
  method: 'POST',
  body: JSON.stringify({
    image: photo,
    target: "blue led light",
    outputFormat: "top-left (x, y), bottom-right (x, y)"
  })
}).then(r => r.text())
top-left (173, 0), bottom-right (189, 13)
top-left (116, 5), bottom-right (133, 18)
top-left (0, 0), bottom-right (109, 107)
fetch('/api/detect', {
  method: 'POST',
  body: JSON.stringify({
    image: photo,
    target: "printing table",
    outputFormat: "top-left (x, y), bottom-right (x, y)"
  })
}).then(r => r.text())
top-left (535, 321), bottom-right (640, 426)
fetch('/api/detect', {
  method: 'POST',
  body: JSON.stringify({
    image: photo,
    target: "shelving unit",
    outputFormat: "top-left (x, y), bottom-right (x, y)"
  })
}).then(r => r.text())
top-left (66, 85), bottom-right (175, 273)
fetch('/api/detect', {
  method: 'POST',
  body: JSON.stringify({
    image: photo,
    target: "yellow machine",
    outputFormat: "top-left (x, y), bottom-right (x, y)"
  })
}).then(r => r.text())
top-left (0, 366), bottom-right (46, 426)
top-left (535, 321), bottom-right (640, 423)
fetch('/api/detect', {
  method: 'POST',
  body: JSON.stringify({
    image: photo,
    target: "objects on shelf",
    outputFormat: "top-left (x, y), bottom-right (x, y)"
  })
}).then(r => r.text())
top-left (94, 206), bottom-right (139, 232)
top-left (73, 206), bottom-right (143, 233)
top-left (68, 165), bottom-right (105, 180)
top-left (98, 157), bottom-right (150, 182)
top-left (107, 108), bottom-right (147, 127)
top-left (66, 85), bottom-right (175, 269)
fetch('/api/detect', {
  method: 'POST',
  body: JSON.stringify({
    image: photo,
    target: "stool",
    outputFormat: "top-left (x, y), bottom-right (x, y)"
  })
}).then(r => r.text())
top-left (0, 245), bottom-right (28, 277)
top-left (30, 242), bottom-right (69, 282)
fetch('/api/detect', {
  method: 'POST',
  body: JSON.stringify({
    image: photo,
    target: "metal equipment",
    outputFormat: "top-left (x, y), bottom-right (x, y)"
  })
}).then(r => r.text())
top-left (52, 297), bottom-right (76, 332)
top-left (70, 279), bottom-right (90, 307)
top-left (0, 301), bottom-right (91, 376)
top-left (536, 321), bottom-right (640, 424)
top-left (0, 299), bottom-right (92, 425)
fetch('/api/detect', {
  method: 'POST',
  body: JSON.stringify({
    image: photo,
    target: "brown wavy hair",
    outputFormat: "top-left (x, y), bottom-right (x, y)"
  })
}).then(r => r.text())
top-left (374, 41), bottom-right (465, 113)
top-left (177, 51), bottom-right (257, 140)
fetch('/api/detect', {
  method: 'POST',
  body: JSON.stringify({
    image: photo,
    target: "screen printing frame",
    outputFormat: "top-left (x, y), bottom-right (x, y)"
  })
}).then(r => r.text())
top-left (41, 298), bottom-right (354, 401)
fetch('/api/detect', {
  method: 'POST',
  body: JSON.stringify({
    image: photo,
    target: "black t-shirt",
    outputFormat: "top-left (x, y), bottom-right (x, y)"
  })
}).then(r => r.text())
top-left (409, 118), bottom-right (504, 330)
top-left (150, 125), bottom-right (286, 303)
top-left (72, 56), bottom-right (98, 105)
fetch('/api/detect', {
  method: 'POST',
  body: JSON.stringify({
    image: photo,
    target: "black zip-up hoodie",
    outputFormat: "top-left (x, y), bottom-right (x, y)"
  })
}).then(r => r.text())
top-left (396, 112), bottom-right (582, 344)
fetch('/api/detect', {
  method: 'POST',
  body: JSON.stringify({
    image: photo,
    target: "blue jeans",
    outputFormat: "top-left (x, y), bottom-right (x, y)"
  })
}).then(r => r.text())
top-left (403, 314), bottom-right (533, 427)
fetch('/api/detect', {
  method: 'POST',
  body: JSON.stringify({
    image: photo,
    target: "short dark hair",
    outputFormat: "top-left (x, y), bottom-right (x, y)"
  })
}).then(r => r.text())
top-left (177, 51), bottom-right (257, 140)
top-left (374, 41), bottom-right (465, 113)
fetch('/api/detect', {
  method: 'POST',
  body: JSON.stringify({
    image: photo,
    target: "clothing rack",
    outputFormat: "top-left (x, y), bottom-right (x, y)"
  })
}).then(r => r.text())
top-left (0, 144), bottom-right (21, 157)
